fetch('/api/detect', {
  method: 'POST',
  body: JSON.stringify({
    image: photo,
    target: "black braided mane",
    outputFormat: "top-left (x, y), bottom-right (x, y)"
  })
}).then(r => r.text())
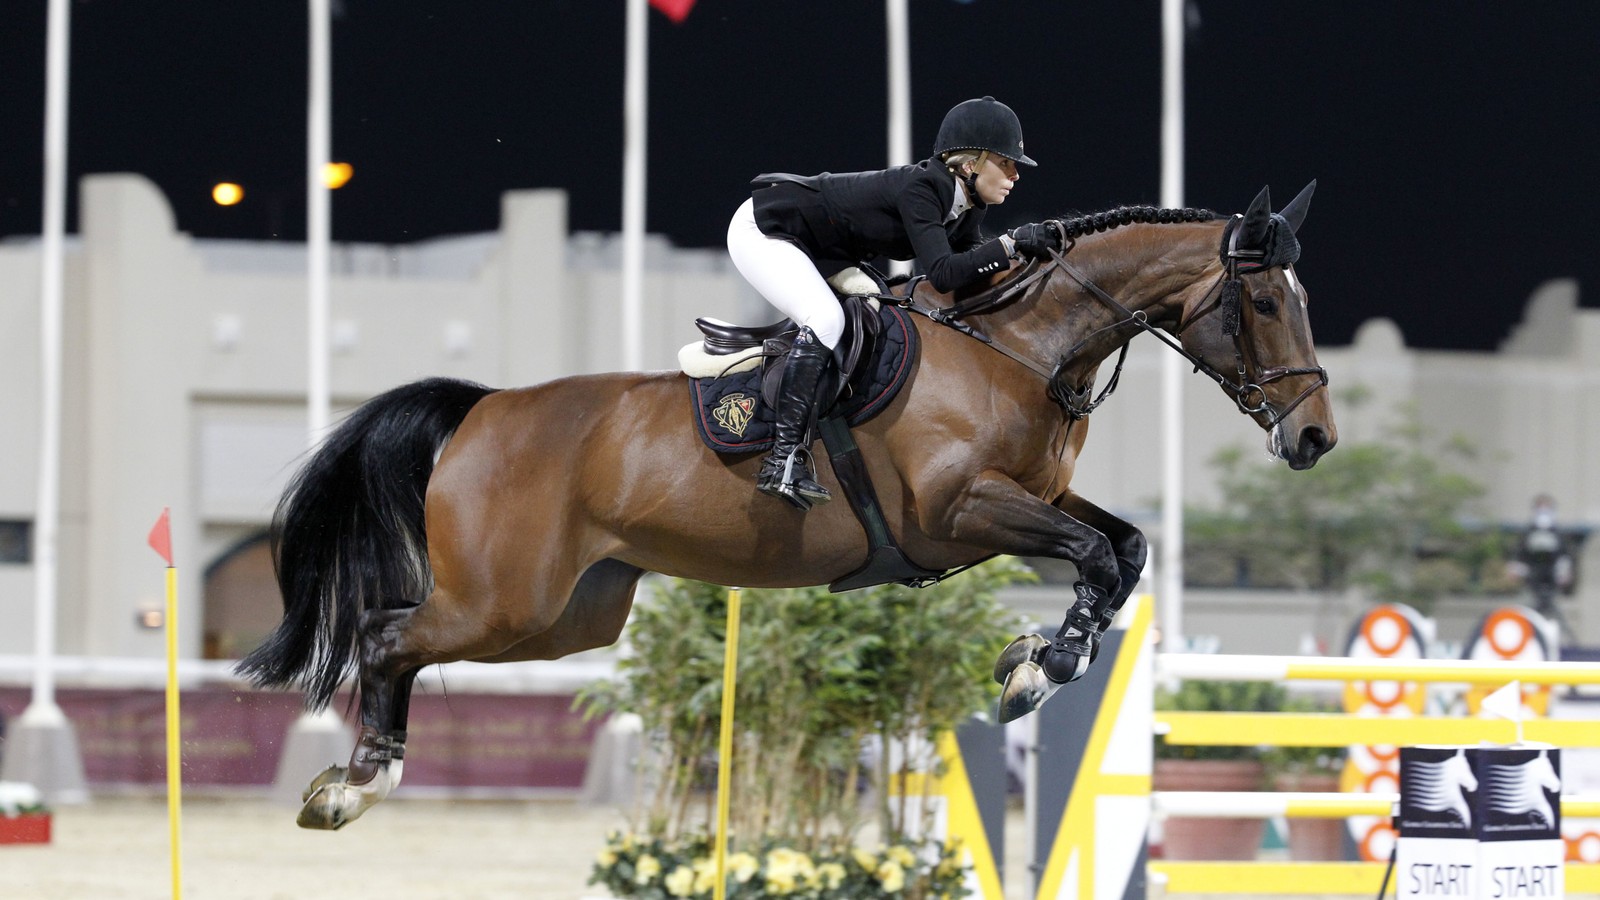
top-left (1054, 205), bottom-right (1223, 239)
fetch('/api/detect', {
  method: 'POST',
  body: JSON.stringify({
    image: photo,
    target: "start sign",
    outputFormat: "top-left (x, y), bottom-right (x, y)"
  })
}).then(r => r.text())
top-left (1397, 745), bottom-right (1565, 899)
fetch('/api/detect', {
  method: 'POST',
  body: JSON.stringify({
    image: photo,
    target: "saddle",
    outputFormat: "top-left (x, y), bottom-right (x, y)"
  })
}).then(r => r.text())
top-left (686, 298), bottom-right (914, 454)
top-left (680, 267), bottom-right (941, 591)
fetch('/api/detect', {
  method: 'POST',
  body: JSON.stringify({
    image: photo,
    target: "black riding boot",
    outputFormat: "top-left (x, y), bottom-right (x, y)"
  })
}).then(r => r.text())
top-left (756, 328), bottom-right (833, 510)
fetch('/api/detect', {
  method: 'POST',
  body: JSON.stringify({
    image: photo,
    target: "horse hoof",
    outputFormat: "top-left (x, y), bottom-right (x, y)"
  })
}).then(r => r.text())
top-left (998, 661), bottom-right (1063, 723)
top-left (993, 634), bottom-right (1049, 685)
top-left (297, 783), bottom-right (353, 831)
top-left (301, 764), bottom-right (348, 803)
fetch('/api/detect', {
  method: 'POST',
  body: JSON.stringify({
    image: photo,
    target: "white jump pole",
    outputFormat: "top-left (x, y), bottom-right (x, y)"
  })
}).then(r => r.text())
top-left (3, 0), bottom-right (88, 806)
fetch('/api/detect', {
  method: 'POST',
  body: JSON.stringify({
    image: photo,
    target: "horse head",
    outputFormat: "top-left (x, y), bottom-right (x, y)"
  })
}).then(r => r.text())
top-left (1177, 182), bottom-right (1337, 469)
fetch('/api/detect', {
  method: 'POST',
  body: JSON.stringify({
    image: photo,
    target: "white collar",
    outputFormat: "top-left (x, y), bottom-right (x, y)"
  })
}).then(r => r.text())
top-left (947, 172), bottom-right (972, 222)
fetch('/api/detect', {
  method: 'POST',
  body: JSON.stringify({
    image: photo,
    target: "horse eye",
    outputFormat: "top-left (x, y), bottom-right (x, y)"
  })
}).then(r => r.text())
top-left (1253, 295), bottom-right (1279, 315)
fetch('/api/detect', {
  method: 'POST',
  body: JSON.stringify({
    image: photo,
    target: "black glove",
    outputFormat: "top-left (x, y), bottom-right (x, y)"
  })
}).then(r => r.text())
top-left (1009, 221), bottom-right (1061, 260)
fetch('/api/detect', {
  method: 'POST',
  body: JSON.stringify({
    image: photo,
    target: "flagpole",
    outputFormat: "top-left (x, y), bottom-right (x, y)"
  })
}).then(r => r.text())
top-left (31, 0), bottom-right (69, 721)
top-left (149, 509), bottom-right (184, 899)
top-left (885, 0), bottom-right (911, 277)
top-left (2, 0), bottom-right (88, 807)
top-left (621, 0), bottom-right (648, 371)
top-left (270, 0), bottom-right (358, 808)
top-left (307, 0), bottom-right (331, 442)
top-left (1159, 0), bottom-right (1186, 653)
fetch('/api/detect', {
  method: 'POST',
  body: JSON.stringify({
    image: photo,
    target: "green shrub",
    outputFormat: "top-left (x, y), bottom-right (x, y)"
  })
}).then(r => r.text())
top-left (577, 558), bottom-right (1030, 854)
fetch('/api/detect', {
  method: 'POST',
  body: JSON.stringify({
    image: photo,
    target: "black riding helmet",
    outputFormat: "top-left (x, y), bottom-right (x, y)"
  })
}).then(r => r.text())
top-left (932, 96), bottom-right (1037, 167)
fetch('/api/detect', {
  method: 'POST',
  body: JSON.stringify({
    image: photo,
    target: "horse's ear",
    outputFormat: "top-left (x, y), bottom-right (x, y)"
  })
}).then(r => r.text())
top-left (1240, 185), bottom-right (1272, 246)
top-left (1279, 180), bottom-right (1316, 234)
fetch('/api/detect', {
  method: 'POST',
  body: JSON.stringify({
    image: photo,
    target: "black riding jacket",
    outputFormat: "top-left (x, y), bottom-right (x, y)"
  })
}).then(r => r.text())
top-left (750, 158), bottom-right (1012, 293)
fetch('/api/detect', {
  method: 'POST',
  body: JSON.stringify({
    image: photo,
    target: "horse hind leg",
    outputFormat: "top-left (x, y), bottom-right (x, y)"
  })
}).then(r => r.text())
top-left (293, 559), bottom-right (625, 829)
top-left (297, 607), bottom-right (424, 830)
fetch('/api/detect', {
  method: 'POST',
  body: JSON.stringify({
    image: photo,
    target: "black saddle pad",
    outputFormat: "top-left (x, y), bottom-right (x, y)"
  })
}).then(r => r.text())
top-left (690, 304), bottom-right (918, 455)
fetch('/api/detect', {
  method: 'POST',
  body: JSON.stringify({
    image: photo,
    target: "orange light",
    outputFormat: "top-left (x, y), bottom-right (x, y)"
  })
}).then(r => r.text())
top-left (323, 162), bottom-right (354, 190)
top-left (212, 182), bottom-right (244, 206)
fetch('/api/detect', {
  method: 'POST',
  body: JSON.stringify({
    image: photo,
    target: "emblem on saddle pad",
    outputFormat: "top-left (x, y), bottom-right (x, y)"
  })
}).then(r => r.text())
top-left (712, 392), bottom-right (757, 437)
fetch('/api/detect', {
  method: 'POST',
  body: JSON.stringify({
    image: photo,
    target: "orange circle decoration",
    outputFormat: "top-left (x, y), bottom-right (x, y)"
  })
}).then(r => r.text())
top-left (1361, 608), bottom-right (1411, 656)
top-left (1363, 770), bottom-right (1400, 795)
top-left (1363, 679), bottom-right (1404, 709)
top-left (1360, 822), bottom-right (1397, 863)
top-left (1570, 831), bottom-right (1600, 863)
top-left (1483, 609), bottom-right (1533, 658)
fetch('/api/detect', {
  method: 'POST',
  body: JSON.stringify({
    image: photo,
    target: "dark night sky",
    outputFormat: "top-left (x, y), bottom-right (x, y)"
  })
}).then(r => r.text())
top-left (3, 1), bottom-right (1598, 351)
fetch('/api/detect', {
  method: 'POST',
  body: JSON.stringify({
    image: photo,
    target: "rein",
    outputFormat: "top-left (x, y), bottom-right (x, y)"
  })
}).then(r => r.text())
top-left (896, 217), bottom-right (1328, 427)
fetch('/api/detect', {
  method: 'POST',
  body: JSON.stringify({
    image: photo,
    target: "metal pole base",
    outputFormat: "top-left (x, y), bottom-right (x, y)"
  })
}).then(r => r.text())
top-left (271, 708), bottom-right (356, 806)
top-left (0, 702), bottom-right (88, 805)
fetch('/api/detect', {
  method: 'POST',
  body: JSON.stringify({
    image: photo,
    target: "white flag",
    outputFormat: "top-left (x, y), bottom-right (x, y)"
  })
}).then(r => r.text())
top-left (1481, 680), bottom-right (1522, 721)
top-left (1481, 680), bottom-right (1525, 744)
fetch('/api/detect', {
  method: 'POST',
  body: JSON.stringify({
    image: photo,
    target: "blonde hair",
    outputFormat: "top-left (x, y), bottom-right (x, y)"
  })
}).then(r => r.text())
top-left (940, 149), bottom-right (988, 175)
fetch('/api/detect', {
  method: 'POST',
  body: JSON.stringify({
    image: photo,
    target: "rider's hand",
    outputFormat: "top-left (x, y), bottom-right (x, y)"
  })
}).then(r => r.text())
top-left (1009, 222), bottom-right (1061, 260)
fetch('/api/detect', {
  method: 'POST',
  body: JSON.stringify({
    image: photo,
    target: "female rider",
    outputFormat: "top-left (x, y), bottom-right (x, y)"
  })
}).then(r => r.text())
top-left (726, 96), bottom-right (1062, 510)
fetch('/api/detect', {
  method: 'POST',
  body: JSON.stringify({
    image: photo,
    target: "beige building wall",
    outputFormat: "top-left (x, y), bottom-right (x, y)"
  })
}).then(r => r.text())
top-left (0, 174), bottom-right (1593, 658)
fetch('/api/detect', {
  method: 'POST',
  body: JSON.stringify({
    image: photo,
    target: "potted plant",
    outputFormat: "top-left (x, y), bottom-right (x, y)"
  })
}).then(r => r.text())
top-left (1261, 695), bottom-right (1348, 861)
top-left (1153, 679), bottom-right (1283, 861)
top-left (0, 782), bottom-right (51, 845)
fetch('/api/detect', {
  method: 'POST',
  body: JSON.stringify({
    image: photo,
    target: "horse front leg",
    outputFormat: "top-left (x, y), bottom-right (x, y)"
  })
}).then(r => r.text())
top-left (296, 607), bottom-right (423, 831)
top-left (935, 472), bottom-right (1124, 721)
top-left (1056, 490), bottom-right (1148, 640)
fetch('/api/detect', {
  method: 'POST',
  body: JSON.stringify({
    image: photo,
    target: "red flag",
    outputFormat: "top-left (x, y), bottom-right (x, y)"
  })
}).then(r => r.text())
top-left (649, 0), bottom-right (695, 24)
top-left (148, 507), bottom-right (173, 566)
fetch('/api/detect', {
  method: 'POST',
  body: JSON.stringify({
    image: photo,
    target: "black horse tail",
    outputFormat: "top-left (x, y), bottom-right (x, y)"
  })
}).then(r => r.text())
top-left (235, 377), bottom-right (496, 709)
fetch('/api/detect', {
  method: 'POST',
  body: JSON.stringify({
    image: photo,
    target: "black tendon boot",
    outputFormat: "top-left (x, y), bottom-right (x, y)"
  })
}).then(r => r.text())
top-left (997, 581), bottom-right (1107, 723)
top-left (1040, 582), bottom-right (1107, 683)
top-left (756, 328), bottom-right (833, 510)
top-left (1089, 560), bottom-right (1143, 664)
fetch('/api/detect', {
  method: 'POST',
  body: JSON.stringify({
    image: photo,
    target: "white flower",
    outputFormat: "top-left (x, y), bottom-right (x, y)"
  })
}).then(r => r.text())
top-left (876, 860), bottom-right (906, 892)
top-left (664, 865), bottom-right (695, 897)
top-left (0, 782), bottom-right (44, 818)
top-left (634, 854), bottom-right (662, 884)
top-left (728, 852), bottom-right (759, 883)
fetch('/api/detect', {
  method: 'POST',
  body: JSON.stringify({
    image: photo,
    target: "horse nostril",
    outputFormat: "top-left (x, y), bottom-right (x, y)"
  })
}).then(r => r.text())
top-left (1300, 426), bottom-right (1330, 456)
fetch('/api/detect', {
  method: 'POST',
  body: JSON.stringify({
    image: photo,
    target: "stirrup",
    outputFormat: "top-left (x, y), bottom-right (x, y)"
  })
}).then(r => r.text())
top-left (758, 449), bottom-right (828, 510)
top-left (760, 479), bottom-right (815, 511)
top-left (782, 448), bottom-right (830, 503)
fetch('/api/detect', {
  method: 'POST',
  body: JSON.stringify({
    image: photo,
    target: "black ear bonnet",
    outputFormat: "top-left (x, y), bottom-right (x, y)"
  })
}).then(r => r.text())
top-left (1215, 181), bottom-right (1315, 335)
top-left (1219, 181), bottom-right (1315, 273)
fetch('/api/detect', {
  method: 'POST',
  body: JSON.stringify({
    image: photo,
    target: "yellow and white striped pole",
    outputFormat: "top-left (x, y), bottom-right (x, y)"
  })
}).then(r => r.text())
top-left (712, 587), bottom-right (742, 900)
top-left (1158, 653), bottom-right (1600, 685)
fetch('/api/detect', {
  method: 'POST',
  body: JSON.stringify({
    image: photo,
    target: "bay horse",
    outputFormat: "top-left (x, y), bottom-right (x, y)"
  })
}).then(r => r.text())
top-left (240, 183), bottom-right (1336, 830)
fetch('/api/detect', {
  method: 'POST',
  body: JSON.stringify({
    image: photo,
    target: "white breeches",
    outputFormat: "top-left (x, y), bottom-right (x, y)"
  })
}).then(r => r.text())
top-left (726, 198), bottom-right (844, 349)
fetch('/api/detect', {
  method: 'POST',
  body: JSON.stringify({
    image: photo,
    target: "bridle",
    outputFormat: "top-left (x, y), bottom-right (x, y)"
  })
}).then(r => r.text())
top-left (899, 215), bottom-right (1328, 427)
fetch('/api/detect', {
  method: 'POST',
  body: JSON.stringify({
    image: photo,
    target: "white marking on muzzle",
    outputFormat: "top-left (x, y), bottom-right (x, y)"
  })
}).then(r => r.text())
top-left (1268, 423), bottom-right (1288, 462)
